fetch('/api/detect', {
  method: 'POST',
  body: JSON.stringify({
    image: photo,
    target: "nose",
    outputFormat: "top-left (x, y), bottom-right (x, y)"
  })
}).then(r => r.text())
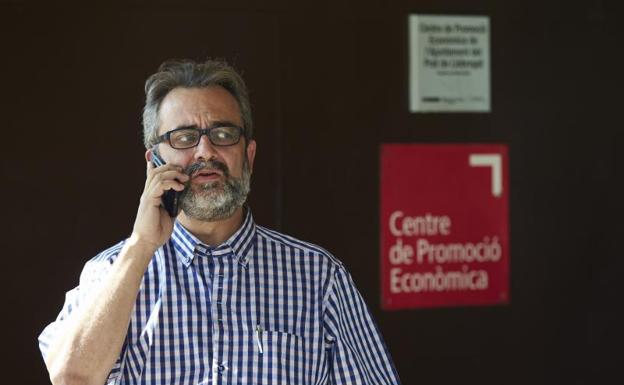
top-left (193, 134), bottom-right (219, 162)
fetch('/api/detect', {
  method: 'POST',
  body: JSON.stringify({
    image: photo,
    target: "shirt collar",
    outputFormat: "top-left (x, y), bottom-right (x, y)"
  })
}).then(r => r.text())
top-left (170, 208), bottom-right (256, 268)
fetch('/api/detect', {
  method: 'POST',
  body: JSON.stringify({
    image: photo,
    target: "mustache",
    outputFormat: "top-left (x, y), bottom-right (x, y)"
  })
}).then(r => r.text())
top-left (183, 160), bottom-right (229, 178)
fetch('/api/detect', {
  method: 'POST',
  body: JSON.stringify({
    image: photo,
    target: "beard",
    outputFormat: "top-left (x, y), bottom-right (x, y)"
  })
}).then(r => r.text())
top-left (178, 158), bottom-right (251, 221)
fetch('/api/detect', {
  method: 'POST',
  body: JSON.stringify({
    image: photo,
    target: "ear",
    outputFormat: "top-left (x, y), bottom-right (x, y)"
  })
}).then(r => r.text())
top-left (246, 139), bottom-right (257, 173)
top-left (145, 148), bottom-right (153, 162)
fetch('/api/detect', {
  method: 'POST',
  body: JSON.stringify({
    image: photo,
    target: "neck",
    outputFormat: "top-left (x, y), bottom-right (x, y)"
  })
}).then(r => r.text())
top-left (177, 206), bottom-right (245, 246)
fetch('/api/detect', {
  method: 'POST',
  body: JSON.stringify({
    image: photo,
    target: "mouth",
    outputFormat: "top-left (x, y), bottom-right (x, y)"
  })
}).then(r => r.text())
top-left (192, 169), bottom-right (224, 183)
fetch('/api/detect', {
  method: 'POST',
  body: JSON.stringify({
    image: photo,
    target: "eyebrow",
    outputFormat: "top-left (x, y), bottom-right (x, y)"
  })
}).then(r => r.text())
top-left (171, 120), bottom-right (241, 131)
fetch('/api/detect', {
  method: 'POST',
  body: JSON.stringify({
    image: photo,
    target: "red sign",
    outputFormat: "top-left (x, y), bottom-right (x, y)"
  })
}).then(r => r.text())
top-left (380, 144), bottom-right (509, 309)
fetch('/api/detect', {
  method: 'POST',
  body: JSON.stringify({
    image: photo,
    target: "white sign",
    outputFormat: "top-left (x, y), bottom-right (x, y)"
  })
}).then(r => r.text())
top-left (409, 14), bottom-right (490, 112)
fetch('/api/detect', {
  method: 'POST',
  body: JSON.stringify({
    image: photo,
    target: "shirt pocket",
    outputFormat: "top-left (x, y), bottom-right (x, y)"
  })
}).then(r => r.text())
top-left (252, 329), bottom-right (305, 385)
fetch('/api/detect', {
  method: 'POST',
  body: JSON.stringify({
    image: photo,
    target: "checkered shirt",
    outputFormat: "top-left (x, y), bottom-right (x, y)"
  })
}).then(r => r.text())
top-left (39, 210), bottom-right (400, 385)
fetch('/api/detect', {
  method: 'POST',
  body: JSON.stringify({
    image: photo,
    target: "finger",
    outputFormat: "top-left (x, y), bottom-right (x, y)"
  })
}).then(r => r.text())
top-left (146, 163), bottom-right (185, 187)
top-left (145, 161), bottom-right (155, 187)
top-left (153, 163), bottom-right (184, 172)
top-left (155, 169), bottom-right (190, 182)
top-left (146, 171), bottom-right (189, 192)
top-left (145, 179), bottom-right (186, 202)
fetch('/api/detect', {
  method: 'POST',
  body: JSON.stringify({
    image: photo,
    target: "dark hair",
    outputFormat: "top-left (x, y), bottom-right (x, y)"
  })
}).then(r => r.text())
top-left (142, 59), bottom-right (252, 148)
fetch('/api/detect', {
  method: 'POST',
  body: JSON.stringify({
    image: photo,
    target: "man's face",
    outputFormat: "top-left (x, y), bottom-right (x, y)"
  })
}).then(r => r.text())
top-left (151, 86), bottom-right (256, 221)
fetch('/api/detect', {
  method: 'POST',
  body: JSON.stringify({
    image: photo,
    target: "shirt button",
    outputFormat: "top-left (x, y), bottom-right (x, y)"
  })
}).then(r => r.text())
top-left (217, 364), bottom-right (226, 373)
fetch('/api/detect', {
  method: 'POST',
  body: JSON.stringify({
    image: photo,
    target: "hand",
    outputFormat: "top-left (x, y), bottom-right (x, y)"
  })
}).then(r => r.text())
top-left (131, 161), bottom-right (190, 251)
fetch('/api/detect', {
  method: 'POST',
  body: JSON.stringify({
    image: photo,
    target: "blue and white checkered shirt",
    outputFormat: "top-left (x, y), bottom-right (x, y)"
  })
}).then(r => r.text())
top-left (39, 210), bottom-right (401, 385)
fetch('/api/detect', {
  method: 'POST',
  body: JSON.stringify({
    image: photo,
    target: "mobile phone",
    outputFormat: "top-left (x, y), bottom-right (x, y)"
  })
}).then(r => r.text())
top-left (151, 151), bottom-right (182, 217)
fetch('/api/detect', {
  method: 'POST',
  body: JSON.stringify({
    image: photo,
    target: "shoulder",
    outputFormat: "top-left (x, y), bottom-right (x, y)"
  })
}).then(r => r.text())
top-left (79, 240), bottom-right (127, 285)
top-left (254, 225), bottom-right (345, 270)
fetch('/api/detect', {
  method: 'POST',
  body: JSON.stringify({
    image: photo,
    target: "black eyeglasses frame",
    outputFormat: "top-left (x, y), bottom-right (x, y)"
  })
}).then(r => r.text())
top-left (155, 125), bottom-right (245, 149)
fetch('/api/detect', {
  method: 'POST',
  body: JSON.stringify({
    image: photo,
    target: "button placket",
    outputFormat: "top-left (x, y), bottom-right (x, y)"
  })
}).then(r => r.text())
top-left (214, 258), bottom-right (225, 322)
top-left (211, 251), bottom-right (234, 381)
top-left (192, 246), bottom-right (217, 382)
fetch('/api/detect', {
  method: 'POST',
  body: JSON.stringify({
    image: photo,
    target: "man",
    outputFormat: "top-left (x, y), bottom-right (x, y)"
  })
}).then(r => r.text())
top-left (39, 59), bottom-right (401, 385)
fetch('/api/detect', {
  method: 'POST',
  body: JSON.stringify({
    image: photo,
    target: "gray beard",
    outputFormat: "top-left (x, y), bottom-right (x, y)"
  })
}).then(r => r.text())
top-left (179, 159), bottom-right (251, 221)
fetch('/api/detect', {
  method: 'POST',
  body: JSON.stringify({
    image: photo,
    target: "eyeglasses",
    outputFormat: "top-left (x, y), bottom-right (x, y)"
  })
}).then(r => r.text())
top-left (156, 125), bottom-right (245, 149)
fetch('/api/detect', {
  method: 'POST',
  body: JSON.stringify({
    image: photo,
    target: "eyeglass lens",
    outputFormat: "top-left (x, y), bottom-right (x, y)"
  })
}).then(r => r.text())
top-left (169, 127), bottom-right (240, 148)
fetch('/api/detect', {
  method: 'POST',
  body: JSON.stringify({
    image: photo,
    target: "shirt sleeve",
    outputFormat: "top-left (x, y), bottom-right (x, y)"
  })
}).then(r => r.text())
top-left (38, 285), bottom-right (82, 361)
top-left (323, 267), bottom-right (401, 385)
top-left (38, 241), bottom-right (127, 384)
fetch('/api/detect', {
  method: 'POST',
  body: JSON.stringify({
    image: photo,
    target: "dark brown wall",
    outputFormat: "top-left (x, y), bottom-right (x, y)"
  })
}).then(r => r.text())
top-left (1, 1), bottom-right (622, 384)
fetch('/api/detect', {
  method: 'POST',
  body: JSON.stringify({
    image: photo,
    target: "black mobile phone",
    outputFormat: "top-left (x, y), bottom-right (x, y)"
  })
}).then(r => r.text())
top-left (151, 151), bottom-right (182, 217)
